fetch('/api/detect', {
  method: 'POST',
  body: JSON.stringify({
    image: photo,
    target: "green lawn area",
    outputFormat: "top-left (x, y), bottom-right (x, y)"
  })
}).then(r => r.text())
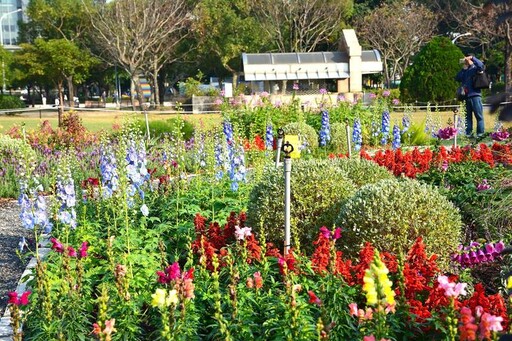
top-left (0, 109), bottom-right (223, 133)
top-left (0, 107), bottom-right (509, 134)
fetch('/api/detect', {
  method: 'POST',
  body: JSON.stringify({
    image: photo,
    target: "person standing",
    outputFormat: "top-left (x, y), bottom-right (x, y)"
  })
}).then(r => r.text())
top-left (455, 54), bottom-right (485, 138)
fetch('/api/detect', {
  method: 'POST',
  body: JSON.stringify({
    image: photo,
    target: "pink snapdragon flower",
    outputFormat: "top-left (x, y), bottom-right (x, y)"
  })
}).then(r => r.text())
top-left (437, 126), bottom-right (458, 140)
top-left (476, 179), bottom-right (491, 191)
top-left (437, 275), bottom-right (467, 298)
top-left (234, 226), bottom-right (252, 240)
top-left (490, 130), bottom-right (510, 141)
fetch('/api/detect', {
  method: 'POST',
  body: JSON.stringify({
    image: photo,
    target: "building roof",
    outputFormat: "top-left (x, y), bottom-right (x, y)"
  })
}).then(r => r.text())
top-left (242, 50), bottom-right (382, 81)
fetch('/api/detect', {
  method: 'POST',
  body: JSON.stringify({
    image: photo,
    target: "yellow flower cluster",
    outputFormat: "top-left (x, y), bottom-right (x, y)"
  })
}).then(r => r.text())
top-left (362, 250), bottom-right (395, 308)
top-left (151, 288), bottom-right (179, 309)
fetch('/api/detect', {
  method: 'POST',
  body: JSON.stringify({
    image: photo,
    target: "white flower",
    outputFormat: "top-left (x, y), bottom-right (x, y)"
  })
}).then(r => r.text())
top-left (140, 204), bottom-right (149, 217)
top-left (234, 226), bottom-right (252, 240)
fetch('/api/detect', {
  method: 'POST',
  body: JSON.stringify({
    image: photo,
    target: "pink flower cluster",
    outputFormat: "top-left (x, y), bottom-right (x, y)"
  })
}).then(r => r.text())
top-left (50, 238), bottom-right (88, 258)
top-left (319, 226), bottom-right (341, 240)
top-left (156, 262), bottom-right (195, 299)
top-left (476, 179), bottom-right (491, 191)
top-left (459, 306), bottom-right (503, 340)
top-left (451, 241), bottom-right (505, 268)
top-left (8, 291), bottom-right (31, 306)
top-left (437, 127), bottom-right (458, 140)
top-left (437, 275), bottom-right (467, 298)
top-left (234, 226), bottom-right (252, 240)
top-left (490, 130), bottom-right (510, 141)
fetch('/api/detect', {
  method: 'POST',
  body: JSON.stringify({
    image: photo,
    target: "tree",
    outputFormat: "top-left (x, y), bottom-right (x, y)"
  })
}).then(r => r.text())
top-left (427, 0), bottom-right (512, 91)
top-left (400, 36), bottom-right (464, 103)
top-left (14, 39), bottom-right (97, 125)
top-left (87, 0), bottom-right (192, 109)
top-left (356, 0), bottom-right (437, 88)
top-left (25, 0), bottom-right (94, 103)
top-left (191, 0), bottom-right (266, 85)
top-left (252, 0), bottom-right (353, 53)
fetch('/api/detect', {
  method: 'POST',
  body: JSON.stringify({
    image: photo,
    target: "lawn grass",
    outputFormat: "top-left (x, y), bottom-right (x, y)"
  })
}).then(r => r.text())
top-left (0, 107), bottom-right (510, 134)
top-left (0, 109), bottom-right (223, 133)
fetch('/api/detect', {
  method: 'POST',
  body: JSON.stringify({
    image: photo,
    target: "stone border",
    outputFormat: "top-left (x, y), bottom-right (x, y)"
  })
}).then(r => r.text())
top-left (0, 238), bottom-right (50, 341)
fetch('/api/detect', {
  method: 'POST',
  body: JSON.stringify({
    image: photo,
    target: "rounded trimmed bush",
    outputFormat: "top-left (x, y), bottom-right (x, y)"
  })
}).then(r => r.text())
top-left (248, 159), bottom-right (356, 250)
top-left (329, 157), bottom-right (394, 187)
top-left (330, 122), bottom-right (350, 153)
top-left (336, 178), bottom-right (462, 268)
top-left (282, 122), bottom-right (318, 152)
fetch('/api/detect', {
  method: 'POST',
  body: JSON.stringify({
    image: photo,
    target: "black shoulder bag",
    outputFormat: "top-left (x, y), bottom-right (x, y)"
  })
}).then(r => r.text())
top-left (472, 69), bottom-right (490, 90)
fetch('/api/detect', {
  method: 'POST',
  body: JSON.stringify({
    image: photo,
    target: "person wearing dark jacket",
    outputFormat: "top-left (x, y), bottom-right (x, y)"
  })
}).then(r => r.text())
top-left (455, 55), bottom-right (485, 137)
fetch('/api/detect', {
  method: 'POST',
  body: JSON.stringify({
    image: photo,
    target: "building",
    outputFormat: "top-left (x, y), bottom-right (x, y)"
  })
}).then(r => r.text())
top-left (0, 0), bottom-right (24, 47)
top-left (241, 29), bottom-right (382, 98)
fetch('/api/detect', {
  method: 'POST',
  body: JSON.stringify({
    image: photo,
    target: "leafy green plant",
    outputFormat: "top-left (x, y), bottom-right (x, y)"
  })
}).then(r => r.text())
top-left (0, 95), bottom-right (25, 113)
top-left (336, 178), bottom-right (462, 269)
top-left (400, 36), bottom-right (464, 104)
top-left (248, 159), bottom-right (357, 251)
top-left (282, 122), bottom-right (319, 152)
top-left (329, 122), bottom-right (350, 153)
top-left (417, 161), bottom-right (512, 241)
top-left (135, 118), bottom-right (194, 140)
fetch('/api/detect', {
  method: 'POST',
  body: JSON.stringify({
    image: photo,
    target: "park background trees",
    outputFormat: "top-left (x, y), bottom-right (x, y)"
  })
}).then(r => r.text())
top-left (6, 0), bottom-right (512, 109)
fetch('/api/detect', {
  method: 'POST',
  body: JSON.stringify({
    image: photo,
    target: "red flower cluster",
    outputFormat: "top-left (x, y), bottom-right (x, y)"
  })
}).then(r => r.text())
top-left (191, 212), bottom-right (261, 271)
top-left (356, 143), bottom-right (512, 178)
top-left (243, 135), bottom-right (266, 151)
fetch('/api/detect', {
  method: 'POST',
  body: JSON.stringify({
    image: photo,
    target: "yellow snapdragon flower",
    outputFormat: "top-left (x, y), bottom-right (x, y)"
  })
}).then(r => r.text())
top-left (151, 288), bottom-right (167, 308)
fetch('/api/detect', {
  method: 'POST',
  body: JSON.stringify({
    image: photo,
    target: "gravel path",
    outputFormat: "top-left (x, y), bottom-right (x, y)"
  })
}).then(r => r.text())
top-left (0, 199), bottom-right (28, 317)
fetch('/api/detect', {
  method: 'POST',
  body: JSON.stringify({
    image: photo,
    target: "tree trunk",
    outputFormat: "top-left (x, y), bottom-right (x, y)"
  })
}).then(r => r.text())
top-left (66, 76), bottom-right (74, 108)
top-left (505, 34), bottom-right (512, 93)
top-left (132, 73), bottom-right (145, 111)
top-left (152, 59), bottom-right (160, 109)
top-left (383, 57), bottom-right (391, 89)
top-left (130, 76), bottom-right (137, 111)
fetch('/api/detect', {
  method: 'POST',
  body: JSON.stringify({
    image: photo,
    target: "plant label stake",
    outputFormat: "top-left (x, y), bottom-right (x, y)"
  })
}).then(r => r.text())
top-left (143, 102), bottom-right (151, 141)
top-left (275, 128), bottom-right (285, 167)
top-left (453, 109), bottom-right (458, 148)
top-left (346, 124), bottom-right (352, 158)
top-left (282, 141), bottom-right (294, 255)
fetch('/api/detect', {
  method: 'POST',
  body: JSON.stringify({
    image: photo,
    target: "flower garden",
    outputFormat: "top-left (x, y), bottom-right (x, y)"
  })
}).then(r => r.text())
top-left (2, 93), bottom-right (512, 340)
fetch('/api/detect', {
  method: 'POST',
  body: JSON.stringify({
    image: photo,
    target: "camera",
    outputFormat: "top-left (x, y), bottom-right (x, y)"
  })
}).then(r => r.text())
top-left (459, 58), bottom-right (466, 64)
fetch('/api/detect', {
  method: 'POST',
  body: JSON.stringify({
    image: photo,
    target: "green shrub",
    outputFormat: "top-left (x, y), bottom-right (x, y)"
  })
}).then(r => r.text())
top-left (135, 118), bottom-right (194, 140)
top-left (330, 123), bottom-right (350, 153)
top-left (336, 178), bottom-right (462, 268)
top-left (417, 161), bottom-right (512, 241)
top-left (400, 36), bottom-right (463, 104)
top-left (329, 157), bottom-right (394, 187)
top-left (0, 95), bottom-right (25, 114)
top-left (248, 159), bottom-right (357, 250)
top-left (282, 122), bottom-right (318, 152)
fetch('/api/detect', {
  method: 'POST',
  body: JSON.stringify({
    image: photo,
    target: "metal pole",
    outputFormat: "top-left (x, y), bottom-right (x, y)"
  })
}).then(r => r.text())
top-left (275, 128), bottom-right (284, 167)
top-left (282, 141), bottom-right (294, 255)
top-left (143, 104), bottom-right (150, 141)
top-left (346, 124), bottom-right (352, 157)
top-left (453, 112), bottom-right (458, 148)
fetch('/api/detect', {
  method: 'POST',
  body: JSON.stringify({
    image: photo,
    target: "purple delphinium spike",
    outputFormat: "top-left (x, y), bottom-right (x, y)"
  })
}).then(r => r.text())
top-left (319, 110), bottom-right (331, 147)
top-left (56, 163), bottom-right (77, 229)
top-left (352, 119), bottom-right (362, 151)
top-left (265, 124), bottom-right (274, 150)
top-left (381, 111), bottom-right (390, 145)
top-left (392, 124), bottom-right (401, 150)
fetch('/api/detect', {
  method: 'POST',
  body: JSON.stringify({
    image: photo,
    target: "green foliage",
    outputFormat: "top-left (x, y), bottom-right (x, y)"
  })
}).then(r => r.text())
top-left (282, 122), bottom-right (319, 152)
top-left (336, 178), bottom-right (462, 268)
top-left (417, 161), bottom-right (512, 241)
top-left (329, 157), bottom-right (394, 187)
top-left (135, 118), bottom-right (195, 140)
top-left (400, 36), bottom-right (464, 104)
top-left (0, 135), bottom-right (35, 197)
top-left (248, 159), bottom-right (357, 250)
top-left (330, 122), bottom-right (350, 153)
top-left (0, 95), bottom-right (25, 111)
